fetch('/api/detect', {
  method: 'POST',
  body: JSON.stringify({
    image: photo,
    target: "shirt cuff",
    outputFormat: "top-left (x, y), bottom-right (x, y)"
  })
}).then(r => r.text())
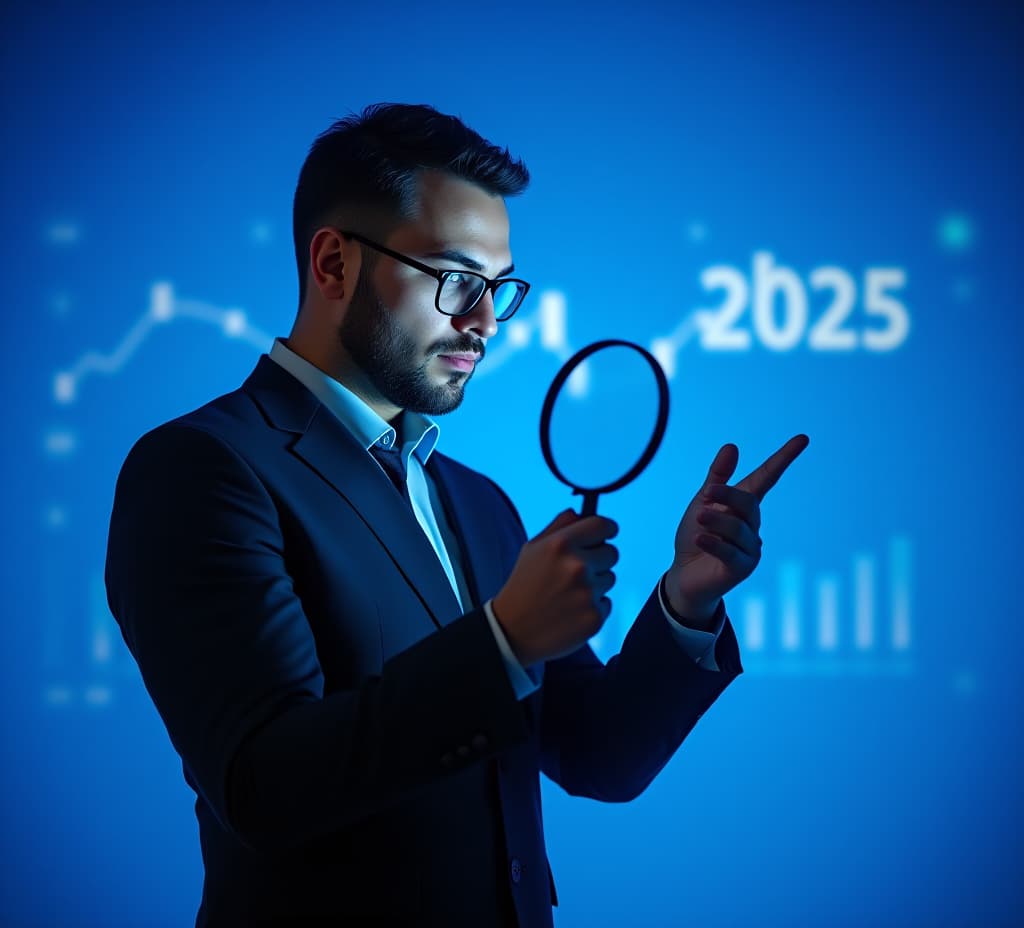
top-left (657, 575), bottom-right (725, 672)
top-left (483, 598), bottom-right (543, 699)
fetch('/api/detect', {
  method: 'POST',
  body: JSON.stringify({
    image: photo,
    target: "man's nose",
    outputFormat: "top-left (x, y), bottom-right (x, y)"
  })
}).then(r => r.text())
top-left (453, 289), bottom-right (499, 339)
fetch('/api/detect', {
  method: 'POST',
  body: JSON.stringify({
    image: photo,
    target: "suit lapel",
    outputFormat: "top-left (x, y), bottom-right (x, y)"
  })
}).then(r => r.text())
top-left (243, 355), bottom-right (463, 630)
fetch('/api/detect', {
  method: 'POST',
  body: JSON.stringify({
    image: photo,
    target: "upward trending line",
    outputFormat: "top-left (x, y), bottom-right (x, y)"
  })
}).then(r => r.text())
top-left (53, 282), bottom-right (273, 404)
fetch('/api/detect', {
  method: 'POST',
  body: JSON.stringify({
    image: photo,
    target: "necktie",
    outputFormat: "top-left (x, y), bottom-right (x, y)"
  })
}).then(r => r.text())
top-left (369, 443), bottom-right (412, 508)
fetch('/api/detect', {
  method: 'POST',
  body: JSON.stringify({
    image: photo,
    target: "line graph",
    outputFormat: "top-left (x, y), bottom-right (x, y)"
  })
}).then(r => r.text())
top-left (53, 282), bottom-right (274, 404)
top-left (52, 278), bottom-right (726, 406)
top-left (53, 282), bottom-right (596, 403)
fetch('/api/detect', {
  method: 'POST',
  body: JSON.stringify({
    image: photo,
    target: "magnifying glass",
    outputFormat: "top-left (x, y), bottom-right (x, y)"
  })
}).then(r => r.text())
top-left (539, 339), bottom-right (670, 517)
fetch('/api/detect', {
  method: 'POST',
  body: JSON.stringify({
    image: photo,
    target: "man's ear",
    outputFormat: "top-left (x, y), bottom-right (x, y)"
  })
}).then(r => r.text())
top-left (308, 227), bottom-right (362, 302)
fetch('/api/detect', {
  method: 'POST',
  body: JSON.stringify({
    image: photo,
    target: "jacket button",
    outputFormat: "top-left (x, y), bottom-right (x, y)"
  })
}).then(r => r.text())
top-left (471, 734), bottom-right (488, 750)
top-left (457, 745), bottom-right (471, 758)
top-left (440, 752), bottom-right (455, 767)
top-left (510, 858), bottom-right (522, 884)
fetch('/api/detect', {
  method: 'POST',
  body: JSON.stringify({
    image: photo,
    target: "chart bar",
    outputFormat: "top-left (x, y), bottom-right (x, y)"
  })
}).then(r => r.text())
top-left (743, 595), bottom-right (766, 651)
top-left (780, 561), bottom-right (801, 651)
top-left (853, 553), bottom-right (875, 650)
top-left (890, 536), bottom-right (912, 651)
top-left (816, 573), bottom-right (840, 651)
top-left (539, 291), bottom-right (566, 350)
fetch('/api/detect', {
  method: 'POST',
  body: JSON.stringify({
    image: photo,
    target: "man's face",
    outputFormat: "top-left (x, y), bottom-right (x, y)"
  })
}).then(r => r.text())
top-left (339, 170), bottom-right (514, 418)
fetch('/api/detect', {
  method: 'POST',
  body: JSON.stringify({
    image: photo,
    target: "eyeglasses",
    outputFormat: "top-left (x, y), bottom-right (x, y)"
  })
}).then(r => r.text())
top-left (339, 229), bottom-right (530, 322)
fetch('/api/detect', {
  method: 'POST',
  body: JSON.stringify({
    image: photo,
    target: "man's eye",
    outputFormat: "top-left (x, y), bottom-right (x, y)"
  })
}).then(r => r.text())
top-left (444, 272), bottom-right (478, 290)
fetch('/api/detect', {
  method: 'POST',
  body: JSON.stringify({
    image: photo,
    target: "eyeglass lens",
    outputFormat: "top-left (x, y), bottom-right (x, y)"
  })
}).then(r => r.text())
top-left (438, 273), bottom-right (525, 320)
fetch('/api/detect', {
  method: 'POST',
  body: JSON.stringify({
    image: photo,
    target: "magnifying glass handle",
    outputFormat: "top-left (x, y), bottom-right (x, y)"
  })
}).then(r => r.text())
top-left (580, 491), bottom-right (599, 517)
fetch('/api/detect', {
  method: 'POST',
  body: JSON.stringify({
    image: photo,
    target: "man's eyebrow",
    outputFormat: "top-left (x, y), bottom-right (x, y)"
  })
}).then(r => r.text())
top-left (423, 249), bottom-right (515, 277)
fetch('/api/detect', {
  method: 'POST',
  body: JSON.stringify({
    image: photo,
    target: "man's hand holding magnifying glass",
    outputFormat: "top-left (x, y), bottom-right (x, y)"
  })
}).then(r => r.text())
top-left (664, 434), bottom-right (811, 629)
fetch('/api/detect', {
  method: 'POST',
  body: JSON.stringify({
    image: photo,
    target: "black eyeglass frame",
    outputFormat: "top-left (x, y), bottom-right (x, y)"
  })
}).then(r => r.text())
top-left (339, 229), bottom-right (530, 322)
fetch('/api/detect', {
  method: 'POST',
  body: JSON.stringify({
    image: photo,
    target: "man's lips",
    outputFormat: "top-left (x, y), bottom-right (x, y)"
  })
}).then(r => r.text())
top-left (437, 353), bottom-right (480, 372)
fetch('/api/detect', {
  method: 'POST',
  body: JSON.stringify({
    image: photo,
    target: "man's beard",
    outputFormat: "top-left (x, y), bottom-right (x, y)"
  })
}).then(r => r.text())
top-left (339, 272), bottom-right (484, 416)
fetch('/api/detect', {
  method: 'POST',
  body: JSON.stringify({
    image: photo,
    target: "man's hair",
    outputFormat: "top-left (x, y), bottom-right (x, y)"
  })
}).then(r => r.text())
top-left (292, 102), bottom-right (530, 309)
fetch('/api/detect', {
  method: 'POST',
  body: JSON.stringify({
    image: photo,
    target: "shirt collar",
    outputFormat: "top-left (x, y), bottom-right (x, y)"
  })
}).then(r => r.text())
top-left (267, 337), bottom-right (440, 464)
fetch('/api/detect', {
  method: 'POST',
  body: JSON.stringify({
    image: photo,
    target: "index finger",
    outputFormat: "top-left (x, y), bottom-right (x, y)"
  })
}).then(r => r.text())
top-left (735, 434), bottom-right (810, 502)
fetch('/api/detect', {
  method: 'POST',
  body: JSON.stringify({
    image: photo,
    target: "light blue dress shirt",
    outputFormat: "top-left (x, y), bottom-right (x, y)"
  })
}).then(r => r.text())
top-left (267, 337), bottom-right (725, 701)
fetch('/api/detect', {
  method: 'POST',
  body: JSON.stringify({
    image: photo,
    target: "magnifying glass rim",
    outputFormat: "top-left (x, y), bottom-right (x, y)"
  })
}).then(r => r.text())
top-left (539, 338), bottom-right (670, 498)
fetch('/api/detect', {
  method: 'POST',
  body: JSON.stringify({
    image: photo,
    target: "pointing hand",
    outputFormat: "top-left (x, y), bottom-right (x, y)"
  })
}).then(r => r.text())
top-left (664, 435), bottom-right (810, 623)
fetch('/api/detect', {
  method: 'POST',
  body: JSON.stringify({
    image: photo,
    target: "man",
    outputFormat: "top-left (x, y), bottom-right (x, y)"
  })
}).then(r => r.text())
top-left (105, 103), bottom-right (808, 927)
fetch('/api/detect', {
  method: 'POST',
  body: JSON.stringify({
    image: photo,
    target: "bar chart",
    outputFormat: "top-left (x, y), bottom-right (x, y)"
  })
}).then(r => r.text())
top-left (738, 534), bottom-right (913, 674)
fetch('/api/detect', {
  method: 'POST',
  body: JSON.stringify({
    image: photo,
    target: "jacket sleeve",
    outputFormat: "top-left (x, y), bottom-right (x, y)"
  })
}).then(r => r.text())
top-left (484, 473), bottom-right (745, 803)
top-left (104, 424), bottom-right (530, 853)
top-left (537, 588), bottom-right (743, 802)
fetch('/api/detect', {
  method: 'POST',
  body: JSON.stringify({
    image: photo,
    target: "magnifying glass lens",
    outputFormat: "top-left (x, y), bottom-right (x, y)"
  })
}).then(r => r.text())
top-left (547, 347), bottom-right (664, 490)
top-left (540, 339), bottom-right (671, 516)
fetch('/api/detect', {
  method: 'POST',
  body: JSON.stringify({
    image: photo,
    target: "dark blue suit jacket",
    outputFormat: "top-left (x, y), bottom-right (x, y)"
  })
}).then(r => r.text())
top-left (104, 354), bottom-right (743, 927)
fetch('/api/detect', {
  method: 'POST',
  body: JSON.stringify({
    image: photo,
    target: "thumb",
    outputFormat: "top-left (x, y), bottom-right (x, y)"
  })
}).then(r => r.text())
top-left (704, 443), bottom-right (739, 490)
top-left (533, 508), bottom-right (578, 541)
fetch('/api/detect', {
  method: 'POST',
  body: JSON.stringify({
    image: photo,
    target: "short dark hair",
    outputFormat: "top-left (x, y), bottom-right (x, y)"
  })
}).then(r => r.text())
top-left (292, 102), bottom-right (530, 309)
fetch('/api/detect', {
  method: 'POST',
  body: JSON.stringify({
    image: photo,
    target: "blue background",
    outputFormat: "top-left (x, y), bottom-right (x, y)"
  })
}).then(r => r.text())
top-left (2, 2), bottom-right (1021, 926)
